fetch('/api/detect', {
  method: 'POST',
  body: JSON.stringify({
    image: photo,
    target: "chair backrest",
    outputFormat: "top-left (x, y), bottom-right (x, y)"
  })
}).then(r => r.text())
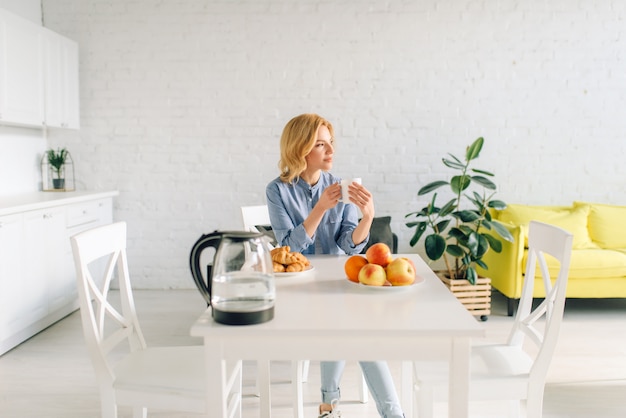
top-left (241, 205), bottom-right (271, 232)
top-left (508, 220), bottom-right (573, 383)
top-left (70, 221), bottom-right (146, 386)
top-left (359, 216), bottom-right (398, 254)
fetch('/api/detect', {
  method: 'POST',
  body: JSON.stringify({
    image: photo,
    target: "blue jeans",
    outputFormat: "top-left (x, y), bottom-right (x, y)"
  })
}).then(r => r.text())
top-left (320, 360), bottom-right (404, 418)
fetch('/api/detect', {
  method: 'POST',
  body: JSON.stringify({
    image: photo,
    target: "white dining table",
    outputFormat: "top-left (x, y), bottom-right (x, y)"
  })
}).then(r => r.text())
top-left (190, 253), bottom-right (485, 418)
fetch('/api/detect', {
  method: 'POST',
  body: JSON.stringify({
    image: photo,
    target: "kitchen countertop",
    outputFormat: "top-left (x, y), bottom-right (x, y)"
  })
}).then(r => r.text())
top-left (0, 190), bottom-right (119, 216)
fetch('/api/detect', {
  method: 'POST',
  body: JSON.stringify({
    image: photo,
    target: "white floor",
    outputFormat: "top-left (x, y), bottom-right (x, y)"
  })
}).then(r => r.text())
top-left (1, 290), bottom-right (625, 417)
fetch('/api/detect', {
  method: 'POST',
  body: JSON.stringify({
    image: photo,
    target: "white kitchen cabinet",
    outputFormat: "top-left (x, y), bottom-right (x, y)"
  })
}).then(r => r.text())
top-left (64, 198), bottom-right (113, 289)
top-left (0, 213), bottom-right (24, 343)
top-left (0, 8), bottom-right (44, 127)
top-left (42, 27), bottom-right (80, 129)
top-left (21, 207), bottom-right (66, 327)
top-left (0, 191), bottom-right (117, 355)
top-left (0, 7), bottom-right (79, 129)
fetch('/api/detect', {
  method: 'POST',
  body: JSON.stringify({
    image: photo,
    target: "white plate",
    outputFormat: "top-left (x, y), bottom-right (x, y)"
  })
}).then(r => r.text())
top-left (348, 277), bottom-right (424, 290)
top-left (274, 265), bottom-right (315, 278)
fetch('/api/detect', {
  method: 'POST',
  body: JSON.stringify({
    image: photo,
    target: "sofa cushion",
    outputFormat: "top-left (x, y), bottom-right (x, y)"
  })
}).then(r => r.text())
top-left (574, 202), bottom-right (626, 249)
top-left (498, 204), bottom-right (596, 250)
top-left (522, 248), bottom-right (626, 280)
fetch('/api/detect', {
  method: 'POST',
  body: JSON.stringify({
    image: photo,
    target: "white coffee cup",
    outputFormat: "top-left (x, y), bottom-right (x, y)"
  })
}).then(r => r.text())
top-left (339, 178), bottom-right (362, 203)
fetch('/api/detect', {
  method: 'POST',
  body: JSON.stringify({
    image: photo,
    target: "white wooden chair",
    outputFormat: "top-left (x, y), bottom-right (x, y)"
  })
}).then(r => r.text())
top-left (241, 205), bottom-right (272, 233)
top-left (240, 204), bottom-right (276, 249)
top-left (240, 205), bottom-right (309, 416)
top-left (240, 205), bottom-right (368, 417)
top-left (70, 222), bottom-right (242, 418)
top-left (409, 220), bottom-right (573, 418)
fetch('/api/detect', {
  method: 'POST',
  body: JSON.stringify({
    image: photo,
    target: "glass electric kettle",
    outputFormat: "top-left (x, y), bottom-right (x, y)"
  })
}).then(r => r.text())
top-left (189, 230), bottom-right (275, 325)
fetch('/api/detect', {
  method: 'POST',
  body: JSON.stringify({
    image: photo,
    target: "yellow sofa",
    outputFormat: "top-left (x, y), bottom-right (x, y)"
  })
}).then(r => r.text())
top-left (477, 202), bottom-right (626, 315)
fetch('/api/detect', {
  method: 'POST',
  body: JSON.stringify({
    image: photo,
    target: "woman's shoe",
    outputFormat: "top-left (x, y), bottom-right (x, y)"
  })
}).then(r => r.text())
top-left (318, 399), bottom-right (342, 417)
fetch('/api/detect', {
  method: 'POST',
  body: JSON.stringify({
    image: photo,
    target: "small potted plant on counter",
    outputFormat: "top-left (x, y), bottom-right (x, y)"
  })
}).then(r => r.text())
top-left (47, 147), bottom-right (69, 189)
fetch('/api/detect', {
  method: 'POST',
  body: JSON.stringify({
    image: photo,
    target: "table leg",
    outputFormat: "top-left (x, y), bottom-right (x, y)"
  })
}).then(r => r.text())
top-left (448, 337), bottom-right (471, 418)
top-left (258, 360), bottom-right (271, 418)
top-left (204, 341), bottom-right (227, 418)
top-left (400, 361), bottom-right (413, 417)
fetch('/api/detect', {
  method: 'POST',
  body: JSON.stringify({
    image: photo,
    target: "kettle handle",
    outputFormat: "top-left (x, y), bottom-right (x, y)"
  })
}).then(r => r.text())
top-left (189, 231), bottom-right (223, 305)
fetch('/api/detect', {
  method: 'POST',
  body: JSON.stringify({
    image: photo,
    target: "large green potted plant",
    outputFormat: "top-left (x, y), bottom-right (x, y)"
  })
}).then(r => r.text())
top-left (405, 137), bottom-right (513, 285)
top-left (46, 148), bottom-right (68, 189)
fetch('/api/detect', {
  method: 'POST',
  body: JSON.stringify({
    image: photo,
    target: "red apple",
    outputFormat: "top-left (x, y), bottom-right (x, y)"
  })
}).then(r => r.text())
top-left (386, 257), bottom-right (416, 286)
top-left (358, 263), bottom-right (387, 286)
top-left (365, 243), bottom-right (393, 267)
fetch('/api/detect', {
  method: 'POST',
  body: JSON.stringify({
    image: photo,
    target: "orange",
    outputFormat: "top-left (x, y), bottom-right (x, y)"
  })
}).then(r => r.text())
top-left (344, 255), bottom-right (368, 283)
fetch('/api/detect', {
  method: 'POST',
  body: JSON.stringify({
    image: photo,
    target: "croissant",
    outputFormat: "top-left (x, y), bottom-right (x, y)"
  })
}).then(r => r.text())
top-left (269, 246), bottom-right (311, 273)
top-left (292, 252), bottom-right (311, 266)
top-left (272, 250), bottom-right (299, 265)
top-left (273, 261), bottom-right (286, 272)
top-left (286, 262), bottom-right (306, 272)
top-left (271, 246), bottom-right (290, 257)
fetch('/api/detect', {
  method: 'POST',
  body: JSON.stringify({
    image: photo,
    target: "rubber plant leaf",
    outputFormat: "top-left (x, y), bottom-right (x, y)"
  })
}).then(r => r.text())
top-left (424, 234), bottom-right (446, 260)
top-left (465, 137), bottom-right (484, 161)
top-left (450, 175), bottom-right (471, 194)
top-left (418, 181), bottom-right (448, 195)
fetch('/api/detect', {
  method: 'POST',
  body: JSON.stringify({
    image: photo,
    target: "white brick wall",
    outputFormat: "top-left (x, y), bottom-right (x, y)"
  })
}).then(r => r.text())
top-left (38, 0), bottom-right (626, 288)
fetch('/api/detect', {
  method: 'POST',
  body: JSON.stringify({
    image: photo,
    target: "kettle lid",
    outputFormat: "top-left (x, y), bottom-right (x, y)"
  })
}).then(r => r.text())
top-left (216, 230), bottom-right (266, 242)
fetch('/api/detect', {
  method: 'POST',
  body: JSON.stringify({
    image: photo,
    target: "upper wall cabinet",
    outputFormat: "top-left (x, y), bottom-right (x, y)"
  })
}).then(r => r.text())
top-left (42, 28), bottom-right (80, 129)
top-left (0, 8), bottom-right (79, 130)
top-left (0, 9), bottom-right (45, 127)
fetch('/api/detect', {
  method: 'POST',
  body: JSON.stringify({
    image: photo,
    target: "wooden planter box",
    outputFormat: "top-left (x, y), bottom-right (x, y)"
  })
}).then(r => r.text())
top-left (438, 274), bottom-right (491, 321)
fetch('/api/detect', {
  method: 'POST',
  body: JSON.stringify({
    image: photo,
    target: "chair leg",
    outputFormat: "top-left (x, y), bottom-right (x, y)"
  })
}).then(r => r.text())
top-left (416, 381), bottom-right (434, 418)
top-left (219, 360), bottom-right (244, 418)
top-left (101, 389), bottom-right (118, 418)
top-left (292, 361), bottom-right (304, 418)
top-left (258, 360), bottom-right (271, 418)
top-left (248, 361), bottom-right (260, 397)
top-left (358, 368), bottom-right (369, 403)
top-left (302, 360), bottom-right (310, 383)
top-left (507, 400), bottom-right (521, 418)
top-left (526, 387), bottom-right (545, 418)
top-left (233, 360), bottom-right (243, 418)
top-left (132, 407), bottom-right (147, 418)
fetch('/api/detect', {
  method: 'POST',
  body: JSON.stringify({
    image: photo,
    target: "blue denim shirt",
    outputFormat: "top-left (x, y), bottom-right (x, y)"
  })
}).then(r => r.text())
top-left (265, 172), bottom-right (368, 255)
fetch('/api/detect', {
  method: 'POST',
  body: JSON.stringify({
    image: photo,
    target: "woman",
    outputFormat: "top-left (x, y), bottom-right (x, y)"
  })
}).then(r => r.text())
top-left (266, 113), bottom-right (404, 418)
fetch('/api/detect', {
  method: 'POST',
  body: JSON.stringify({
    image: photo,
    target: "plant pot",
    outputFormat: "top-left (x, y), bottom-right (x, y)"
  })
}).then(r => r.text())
top-left (436, 271), bottom-right (491, 321)
top-left (52, 179), bottom-right (65, 189)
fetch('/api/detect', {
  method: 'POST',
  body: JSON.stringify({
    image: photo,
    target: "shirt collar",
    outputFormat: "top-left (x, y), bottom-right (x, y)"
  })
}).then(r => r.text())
top-left (296, 172), bottom-right (332, 193)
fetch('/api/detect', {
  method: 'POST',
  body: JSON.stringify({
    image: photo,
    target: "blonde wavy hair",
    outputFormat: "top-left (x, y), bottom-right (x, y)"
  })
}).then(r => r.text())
top-left (278, 113), bottom-right (335, 183)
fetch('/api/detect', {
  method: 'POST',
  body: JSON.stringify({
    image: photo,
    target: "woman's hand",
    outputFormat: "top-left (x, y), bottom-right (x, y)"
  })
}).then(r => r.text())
top-left (318, 182), bottom-right (342, 211)
top-left (302, 183), bottom-right (341, 238)
top-left (349, 182), bottom-right (375, 245)
top-left (348, 182), bottom-right (375, 220)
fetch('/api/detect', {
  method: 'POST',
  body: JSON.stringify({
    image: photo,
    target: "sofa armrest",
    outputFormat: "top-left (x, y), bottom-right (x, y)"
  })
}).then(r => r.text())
top-left (477, 221), bottom-right (526, 300)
